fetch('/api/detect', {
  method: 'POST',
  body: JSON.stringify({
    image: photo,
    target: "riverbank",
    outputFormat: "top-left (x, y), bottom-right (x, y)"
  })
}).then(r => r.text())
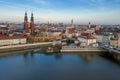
top-left (0, 42), bottom-right (52, 53)
top-left (61, 46), bottom-right (107, 53)
top-left (0, 42), bottom-right (108, 53)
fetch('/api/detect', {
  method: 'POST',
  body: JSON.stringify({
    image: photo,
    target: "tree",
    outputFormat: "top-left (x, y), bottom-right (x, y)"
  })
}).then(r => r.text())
top-left (72, 35), bottom-right (76, 38)
top-left (44, 38), bottom-right (50, 42)
top-left (36, 31), bottom-right (41, 36)
top-left (0, 31), bottom-right (2, 34)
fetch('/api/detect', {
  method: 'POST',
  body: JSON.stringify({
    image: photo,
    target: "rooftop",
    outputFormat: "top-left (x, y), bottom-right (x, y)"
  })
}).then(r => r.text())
top-left (0, 36), bottom-right (26, 40)
top-left (79, 33), bottom-right (95, 39)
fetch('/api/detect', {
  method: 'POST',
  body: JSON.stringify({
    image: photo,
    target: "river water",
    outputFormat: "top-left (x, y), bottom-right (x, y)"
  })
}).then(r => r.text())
top-left (0, 50), bottom-right (120, 80)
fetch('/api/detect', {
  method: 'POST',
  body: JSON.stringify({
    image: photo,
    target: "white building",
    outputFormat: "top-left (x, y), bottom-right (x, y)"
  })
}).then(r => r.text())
top-left (65, 26), bottom-right (75, 38)
top-left (49, 31), bottom-right (62, 36)
top-left (93, 34), bottom-right (103, 43)
top-left (118, 38), bottom-right (120, 50)
top-left (52, 40), bottom-right (62, 46)
top-left (0, 36), bottom-right (27, 46)
top-left (103, 32), bottom-right (114, 45)
top-left (78, 33), bottom-right (96, 46)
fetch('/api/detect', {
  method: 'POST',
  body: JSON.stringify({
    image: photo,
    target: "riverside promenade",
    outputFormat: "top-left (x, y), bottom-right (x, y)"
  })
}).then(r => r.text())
top-left (0, 42), bottom-right (52, 53)
top-left (61, 46), bottom-right (107, 52)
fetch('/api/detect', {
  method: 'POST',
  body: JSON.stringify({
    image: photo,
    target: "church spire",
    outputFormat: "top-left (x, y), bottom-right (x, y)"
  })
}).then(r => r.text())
top-left (71, 19), bottom-right (73, 26)
top-left (89, 22), bottom-right (91, 28)
top-left (30, 12), bottom-right (35, 36)
top-left (24, 12), bottom-right (29, 32)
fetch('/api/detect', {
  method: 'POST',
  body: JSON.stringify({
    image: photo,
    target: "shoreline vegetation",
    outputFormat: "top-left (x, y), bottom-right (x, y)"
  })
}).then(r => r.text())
top-left (41, 44), bottom-right (62, 53)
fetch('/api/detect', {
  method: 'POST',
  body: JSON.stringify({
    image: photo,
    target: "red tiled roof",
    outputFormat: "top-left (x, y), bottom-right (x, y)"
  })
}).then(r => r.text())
top-left (87, 25), bottom-right (97, 29)
top-left (0, 34), bottom-right (6, 37)
top-left (62, 30), bottom-right (66, 33)
top-left (80, 33), bottom-right (95, 39)
top-left (68, 28), bottom-right (75, 34)
top-left (0, 36), bottom-right (26, 40)
top-left (90, 25), bottom-right (96, 28)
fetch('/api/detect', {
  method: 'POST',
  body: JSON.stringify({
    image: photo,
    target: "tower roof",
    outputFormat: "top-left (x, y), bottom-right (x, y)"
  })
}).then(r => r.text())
top-left (71, 19), bottom-right (73, 26)
top-left (31, 12), bottom-right (33, 17)
top-left (25, 12), bottom-right (27, 16)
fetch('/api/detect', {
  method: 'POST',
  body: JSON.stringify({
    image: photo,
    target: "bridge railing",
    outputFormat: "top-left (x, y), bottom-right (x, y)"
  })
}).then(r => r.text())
top-left (62, 46), bottom-right (101, 50)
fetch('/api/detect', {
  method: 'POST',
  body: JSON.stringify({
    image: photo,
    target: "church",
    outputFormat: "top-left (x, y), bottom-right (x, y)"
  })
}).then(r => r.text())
top-left (22, 12), bottom-right (62, 42)
top-left (23, 12), bottom-right (35, 36)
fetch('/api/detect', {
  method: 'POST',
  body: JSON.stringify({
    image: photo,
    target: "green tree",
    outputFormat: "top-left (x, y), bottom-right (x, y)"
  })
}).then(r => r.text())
top-left (72, 35), bottom-right (76, 38)
top-left (36, 31), bottom-right (41, 36)
top-left (44, 38), bottom-right (50, 42)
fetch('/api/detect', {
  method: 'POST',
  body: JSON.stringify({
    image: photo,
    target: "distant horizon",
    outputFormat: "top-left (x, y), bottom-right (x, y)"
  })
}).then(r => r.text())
top-left (0, 21), bottom-right (119, 26)
top-left (0, 0), bottom-right (120, 25)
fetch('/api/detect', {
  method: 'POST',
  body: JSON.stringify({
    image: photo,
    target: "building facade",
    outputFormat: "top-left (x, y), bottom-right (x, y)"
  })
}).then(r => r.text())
top-left (103, 33), bottom-right (114, 45)
top-left (110, 38), bottom-right (118, 48)
top-left (118, 38), bottom-right (120, 50)
top-left (28, 36), bottom-right (62, 43)
top-left (78, 33), bottom-right (96, 46)
top-left (0, 37), bottom-right (27, 46)
top-left (93, 34), bottom-right (103, 43)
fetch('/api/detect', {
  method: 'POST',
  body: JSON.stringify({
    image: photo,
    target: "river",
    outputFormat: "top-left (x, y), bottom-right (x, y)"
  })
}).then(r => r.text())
top-left (0, 50), bottom-right (120, 80)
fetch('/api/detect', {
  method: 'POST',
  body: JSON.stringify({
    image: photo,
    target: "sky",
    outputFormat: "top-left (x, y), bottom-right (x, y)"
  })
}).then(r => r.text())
top-left (0, 0), bottom-right (120, 24)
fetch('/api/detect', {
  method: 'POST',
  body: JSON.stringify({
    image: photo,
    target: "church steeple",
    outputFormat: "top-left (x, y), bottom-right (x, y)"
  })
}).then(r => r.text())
top-left (71, 19), bottom-right (73, 26)
top-left (24, 12), bottom-right (29, 32)
top-left (88, 22), bottom-right (91, 28)
top-left (30, 12), bottom-right (35, 36)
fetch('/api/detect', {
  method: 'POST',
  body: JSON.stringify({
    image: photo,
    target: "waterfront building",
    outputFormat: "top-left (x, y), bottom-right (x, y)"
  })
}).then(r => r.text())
top-left (118, 38), bottom-right (120, 50)
top-left (77, 33), bottom-right (96, 46)
top-left (110, 38), bottom-right (118, 48)
top-left (0, 36), bottom-right (27, 46)
top-left (93, 34), bottom-right (103, 43)
top-left (103, 32), bottom-right (114, 45)
top-left (52, 40), bottom-right (62, 46)
top-left (28, 36), bottom-right (62, 43)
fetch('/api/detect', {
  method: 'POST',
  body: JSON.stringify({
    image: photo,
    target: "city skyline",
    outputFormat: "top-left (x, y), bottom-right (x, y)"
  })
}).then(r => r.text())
top-left (0, 0), bottom-right (120, 24)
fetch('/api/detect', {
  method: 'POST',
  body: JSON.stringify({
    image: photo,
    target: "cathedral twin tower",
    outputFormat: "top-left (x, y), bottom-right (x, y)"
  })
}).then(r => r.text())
top-left (23, 12), bottom-right (34, 36)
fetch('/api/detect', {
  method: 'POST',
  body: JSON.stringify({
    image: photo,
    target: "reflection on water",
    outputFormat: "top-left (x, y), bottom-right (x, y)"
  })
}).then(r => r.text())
top-left (77, 53), bottom-right (98, 62)
top-left (0, 50), bottom-right (120, 80)
top-left (101, 52), bottom-right (120, 64)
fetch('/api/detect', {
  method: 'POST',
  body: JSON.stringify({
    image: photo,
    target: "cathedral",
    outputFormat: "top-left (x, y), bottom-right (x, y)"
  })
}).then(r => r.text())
top-left (23, 12), bottom-right (35, 36)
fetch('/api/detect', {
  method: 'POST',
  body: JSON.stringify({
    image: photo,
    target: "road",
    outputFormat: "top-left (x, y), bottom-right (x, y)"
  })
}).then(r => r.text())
top-left (101, 46), bottom-right (120, 54)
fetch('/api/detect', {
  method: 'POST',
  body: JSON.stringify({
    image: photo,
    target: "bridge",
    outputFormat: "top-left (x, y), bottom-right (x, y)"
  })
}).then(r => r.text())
top-left (61, 46), bottom-right (107, 52)
top-left (100, 46), bottom-right (120, 54)
top-left (100, 46), bottom-right (120, 61)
